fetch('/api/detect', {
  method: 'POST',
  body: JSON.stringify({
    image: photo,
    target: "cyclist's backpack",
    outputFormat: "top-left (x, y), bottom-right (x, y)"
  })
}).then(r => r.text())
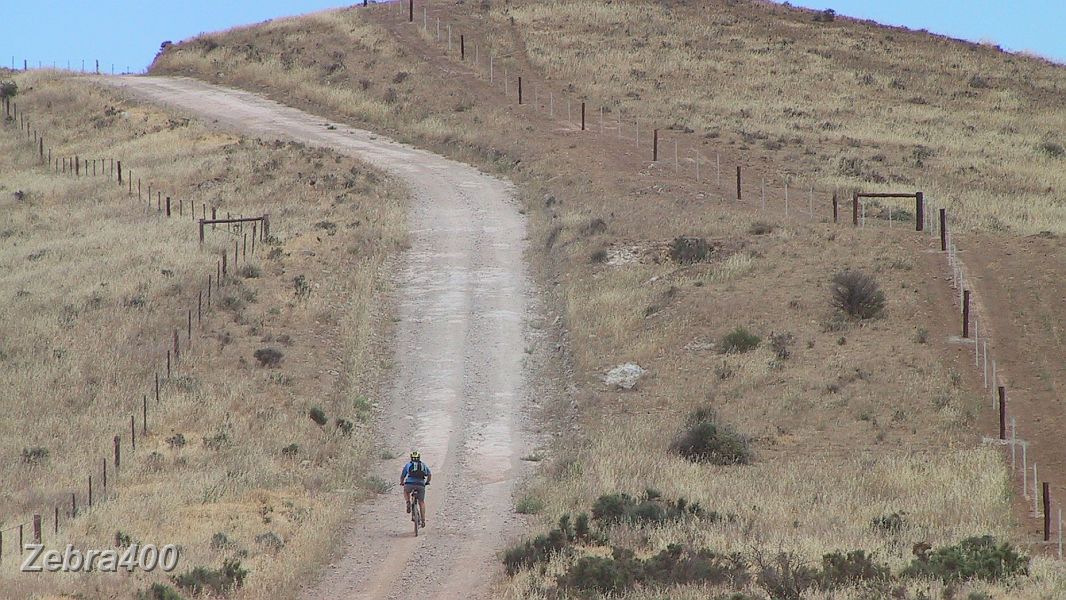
top-left (408, 460), bottom-right (426, 479)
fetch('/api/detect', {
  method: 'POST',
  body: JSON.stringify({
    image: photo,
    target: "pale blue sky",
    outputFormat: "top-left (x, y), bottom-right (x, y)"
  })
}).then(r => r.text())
top-left (1, 1), bottom-right (1064, 74)
top-left (778, 1), bottom-right (1065, 63)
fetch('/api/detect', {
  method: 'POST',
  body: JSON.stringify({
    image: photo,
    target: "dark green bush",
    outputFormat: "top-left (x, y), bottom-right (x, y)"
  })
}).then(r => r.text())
top-left (173, 558), bottom-right (247, 595)
top-left (1039, 141), bottom-right (1065, 158)
top-left (748, 221), bottom-right (775, 235)
top-left (558, 544), bottom-right (749, 595)
top-left (253, 347), bottom-right (283, 367)
top-left (820, 550), bottom-right (890, 588)
top-left (590, 492), bottom-right (703, 526)
top-left (137, 583), bottom-right (185, 600)
top-left (238, 264), bottom-right (261, 278)
top-left (502, 526), bottom-right (569, 575)
top-left (902, 536), bottom-right (1029, 583)
top-left (669, 236), bottom-right (712, 264)
top-left (20, 446), bottom-right (49, 464)
top-left (871, 512), bottom-right (906, 535)
top-left (335, 418), bottom-right (354, 436)
top-left (831, 270), bottom-right (885, 320)
top-left (309, 406), bottom-right (328, 426)
top-left (754, 552), bottom-right (820, 600)
top-left (0, 80), bottom-right (17, 100)
top-left (559, 552), bottom-right (637, 594)
top-left (720, 326), bottom-right (761, 354)
top-left (672, 409), bottom-right (752, 465)
top-left (281, 443), bottom-right (299, 456)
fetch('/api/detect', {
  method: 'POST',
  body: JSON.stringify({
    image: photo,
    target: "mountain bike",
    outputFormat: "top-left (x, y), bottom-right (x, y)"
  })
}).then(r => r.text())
top-left (407, 486), bottom-right (426, 536)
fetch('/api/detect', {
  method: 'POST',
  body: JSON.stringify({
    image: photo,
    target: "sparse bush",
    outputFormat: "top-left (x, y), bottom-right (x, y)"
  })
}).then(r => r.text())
top-left (719, 326), bottom-right (761, 354)
top-left (253, 347), bottom-right (283, 367)
top-left (748, 221), bottom-right (775, 235)
top-left (202, 430), bottom-right (231, 451)
top-left (293, 275), bottom-right (311, 300)
top-left (589, 248), bottom-right (608, 263)
top-left (210, 532), bottom-right (232, 550)
top-left (831, 270), bottom-right (885, 320)
top-left (968, 74), bottom-right (991, 89)
top-left (281, 443), bottom-right (299, 456)
top-left (820, 550), bottom-right (890, 588)
top-left (0, 80), bottom-right (17, 100)
top-left (238, 264), bottom-right (261, 278)
top-left (146, 451), bottom-right (165, 471)
top-left (503, 524), bottom-right (571, 575)
top-left (166, 433), bottom-right (186, 449)
top-left (335, 418), bottom-right (354, 436)
top-left (515, 495), bottom-right (544, 514)
top-left (559, 544), bottom-right (750, 595)
top-left (254, 531), bottom-right (284, 551)
top-left (115, 530), bottom-right (134, 547)
top-left (872, 512), bottom-right (906, 534)
top-left (366, 475), bottom-right (392, 494)
top-left (754, 552), bottom-right (819, 600)
top-left (219, 295), bottom-right (245, 312)
top-left (902, 536), bottom-right (1029, 583)
top-left (769, 331), bottom-right (794, 360)
top-left (559, 552), bottom-right (636, 594)
top-left (20, 446), bottom-right (49, 465)
top-left (1039, 141), bottom-right (1065, 158)
top-left (671, 409), bottom-right (752, 465)
top-left (580, 218), bottom-right (607, 236)
top-left (173, 558), bottom-right (247, 595)
top-left (812, 8), bottom-right (835, 22)
top-left (137, 582), bottom-right (185, 600)
top-left (313, 220), bottom-right (337, 235)
top-left (309, 406), bottom-right (328, 426)
top-left (669, 236), bottom-right (712, 264)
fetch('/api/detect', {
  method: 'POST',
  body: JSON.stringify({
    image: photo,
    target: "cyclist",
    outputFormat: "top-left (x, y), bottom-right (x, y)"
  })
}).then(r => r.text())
top-left (401, 451), bottom-right (431, 527)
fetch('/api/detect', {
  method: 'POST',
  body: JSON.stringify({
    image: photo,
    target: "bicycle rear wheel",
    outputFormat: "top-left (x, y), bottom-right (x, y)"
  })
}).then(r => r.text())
top-left (412, 502), bottom-right (421, 537)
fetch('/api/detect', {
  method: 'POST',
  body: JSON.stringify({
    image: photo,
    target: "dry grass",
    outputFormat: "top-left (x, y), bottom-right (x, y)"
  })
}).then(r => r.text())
top-left (144, 0), bottom-right (1066, 597)
top-left (0, 71), bottom-right (405, 597)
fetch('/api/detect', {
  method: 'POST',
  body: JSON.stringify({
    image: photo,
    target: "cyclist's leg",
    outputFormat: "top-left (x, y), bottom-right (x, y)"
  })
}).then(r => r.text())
top-left (403, 484), bottom-right (412, 512)
top-left (418, 485), bottom-right (427, 523)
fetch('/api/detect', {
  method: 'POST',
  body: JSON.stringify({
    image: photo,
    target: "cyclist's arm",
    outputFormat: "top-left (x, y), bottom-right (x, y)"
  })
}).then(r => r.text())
top-left (425, 465), bottom-right (432, 485)
top-left (400, 463), bottom-right (409, 485)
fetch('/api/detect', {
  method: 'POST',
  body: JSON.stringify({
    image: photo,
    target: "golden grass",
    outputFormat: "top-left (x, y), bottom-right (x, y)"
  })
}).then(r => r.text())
top-left (143, 1), bottom-right (1066, 597)
top-left (0, 71), bottom-right (405, 597)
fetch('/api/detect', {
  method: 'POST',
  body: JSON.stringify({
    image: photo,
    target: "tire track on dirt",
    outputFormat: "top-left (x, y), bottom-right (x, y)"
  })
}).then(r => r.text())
top-left (101, 76), bottom-right (535, 599)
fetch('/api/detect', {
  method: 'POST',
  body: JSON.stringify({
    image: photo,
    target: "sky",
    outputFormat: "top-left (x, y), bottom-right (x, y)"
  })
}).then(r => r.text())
top-left (1, 1), bottom-right (1064, 73)
top-left (777, 0), bottom-right (1066, 63)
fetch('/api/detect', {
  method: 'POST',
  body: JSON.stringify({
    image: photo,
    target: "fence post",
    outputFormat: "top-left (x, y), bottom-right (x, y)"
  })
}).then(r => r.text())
top-left (518, 76), bottom-right (522, 104)
top-left (143, 394), bottom-right (148, 434)
top-left (460, 35), bottom-right (465, 61)
top-left (131, 415), bottom-right (136, 451)
top-left (408, 0), bottom-right (413, 22)
top-left (962, 290), bottom-right (971, 338)
top-left (998, 386), bottom-right (1006, 440)
top-left (1044, 482), bottom-right (1051, 542)
top-left (832, 192), bottom-right (839, 223)
top-left (939, 208), bottom-right (947, 251)
top-left (199, 220), bottom-right (205, 244)
top-left (173, 329), bottom-right (180, 362)
top-left (54, 506), bottom-right (58, 536)
top-left (915, 192), bottom-right (924, 231)
top-left (88, 475), bottom-right (92, 507)
top-left (166, 197), bottom-right (171, 217)
top-left (652, 129), bottom-right (658, 161)
top-left (33, 514), bottom-right (41, 544)
top-left (580, 102), bottom-right (585, 131)
top-left (736, 167), bottom-right (742, 201)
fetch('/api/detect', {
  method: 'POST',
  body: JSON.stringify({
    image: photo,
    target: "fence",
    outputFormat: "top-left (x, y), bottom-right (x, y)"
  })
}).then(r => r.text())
top-left (381, 0), bottom-right (1062, 553)
top-left (0, 98), bottom-right (273, 562)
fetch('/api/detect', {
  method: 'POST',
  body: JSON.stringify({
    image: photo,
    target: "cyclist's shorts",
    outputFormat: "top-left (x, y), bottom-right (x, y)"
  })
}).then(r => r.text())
top-left (404, 483), bottom-right (426, 499)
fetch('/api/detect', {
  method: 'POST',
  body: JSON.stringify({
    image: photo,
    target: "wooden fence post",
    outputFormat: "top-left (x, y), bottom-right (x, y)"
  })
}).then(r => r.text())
top-left (939, 208), bottom-right (947, 251)
top-left (962, 290), bottom-right (971, 338)
top-left (117, 161), bottom-right (123, 185)
top-left (143, 394), bottom-right (148, 434)
top-left (130, 415), bottom-right (136, 451)
top-left (54, 506), bottom-right (58, 536)
top-left (518, 76), bottom-right (522, 105)
top-left (580, 102), bottom-right (585, 131)
top-left (102, 457), bottom-right (107, 491)
top-left (852, 192), bottom-right (860, 226)
top-left (409, 0), bottom-right (413, 22)
top-left (832, 192), bottom-right (839, 223)
top-left (88, 475), bottom-right (92, 507)
top-left (114, 436), bottom-right (120, 472)
top-left (460, 35), bottom-right (465, 60)
top-left (653, 129), bottom-right (658, 161)
top-left (998, 386), bottom-right (1006, 440)
top-left (915, 192), bottom-right (924, 231)
top-left (1044, 482), bottom-right (1051, 542)
top-left (736, 166), bottom-right (742, 201)
top-left (166, 197), bottom-right (171, 217)
top-left (199, 219), bottom-right (205, 244)
top-left (33, 514), bottom-right (41, 544)
top-left (173, 330), bottom-right (180, 362)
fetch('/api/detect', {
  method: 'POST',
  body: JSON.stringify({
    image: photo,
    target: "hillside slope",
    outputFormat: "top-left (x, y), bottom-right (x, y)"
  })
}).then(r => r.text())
top-left (149, 0), bottom-right (1066, 598)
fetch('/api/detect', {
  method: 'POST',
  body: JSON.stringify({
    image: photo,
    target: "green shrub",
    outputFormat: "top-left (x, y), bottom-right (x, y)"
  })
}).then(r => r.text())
top-left (238, 264), bottom-right (261, 278)
top-left (293, 275), bottom-right (311, 299)
top-left (590, 492), bottom-right (704, 526)
top-left (820, 550), bottom-right (890, 588)
top-left (515, 495), bottom-right (544, 515)
top-left (173, 558), bottom-right (247, 595)
top-left (902, 536), bottom-right (1029, 583)
top-left (210, 532), bottom-right (232, 550)
top-left (669, 236), bottom-right (712, 264)
top-left (1039, 141), bottom-right (1065, 158)
top-left (769, 331), bottom-right (794, 360)
top-left (672, 409), bottom-right (752, 465)
top-left (831, 270), bottom-right (885, 320)
top-left (719, 326), bottom-right (761, 354)
top-left (137, 583), bottom-right (185, 600)
top-left (335, 418), bottom-right (354, 436)
top-left (115, 530), bottom-right (134, 547)
top-left (253, 347), bottom-right (283, 367)
top-left (754, 552), bottom-right (820, 600)
top-left (748, 221), bottom-right (775, 235)
top-left (871, 512), bottom-right (906, 535)
top-left (20, 446), bottom-right (49, 465)
top-left (281, 443), bottom-right (299, 457)
top-left (309, 406), bottom-right (328, 426)
top-left (0, 80), bottom-right (17, 100)
top-left (558, 552), bottom-right (636, 594)
top-left (502, 527), bottom-right (569, 575)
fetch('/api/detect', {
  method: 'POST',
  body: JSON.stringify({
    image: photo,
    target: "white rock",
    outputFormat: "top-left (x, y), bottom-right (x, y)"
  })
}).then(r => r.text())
top-left (604, 363), bottom-right (646, 390)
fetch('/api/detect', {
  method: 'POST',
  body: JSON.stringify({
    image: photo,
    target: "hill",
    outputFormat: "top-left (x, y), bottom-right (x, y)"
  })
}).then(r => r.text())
top-left (103, 0), bottom-right (1066, 597)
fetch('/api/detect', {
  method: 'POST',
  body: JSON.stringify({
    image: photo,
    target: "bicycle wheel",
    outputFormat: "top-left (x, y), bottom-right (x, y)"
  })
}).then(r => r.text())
top-left (412, 501), bottom-right (421, 537)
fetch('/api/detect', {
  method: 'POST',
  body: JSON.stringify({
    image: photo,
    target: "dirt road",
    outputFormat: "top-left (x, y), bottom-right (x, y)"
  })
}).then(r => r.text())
top-left (102, 76), bottom-right (534, 599)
